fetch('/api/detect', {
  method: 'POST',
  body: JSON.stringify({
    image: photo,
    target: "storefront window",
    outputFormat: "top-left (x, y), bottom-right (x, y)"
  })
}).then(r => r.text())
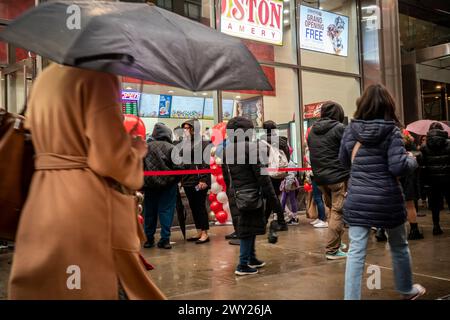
top-left (299, 0), bottom-right (359, 74)
top-left (302, 70), bottom-right (360, 125)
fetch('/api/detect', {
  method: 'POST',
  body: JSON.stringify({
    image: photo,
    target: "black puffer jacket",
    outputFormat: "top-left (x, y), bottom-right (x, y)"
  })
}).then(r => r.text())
top-left (143, 123), bottom-right (180, 189)
top-left (418, 129), bottom-right (450, 185)
top-left (178, 119), bottom-right (211, 188)
top-left (223, 117), bottom-right (282, 238)
top-left (307, 102), bottom-right (349, 185)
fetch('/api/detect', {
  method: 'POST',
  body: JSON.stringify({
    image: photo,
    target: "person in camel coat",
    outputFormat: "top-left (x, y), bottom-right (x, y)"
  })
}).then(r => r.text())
top-left (8, 63), bottom-right (166, 300)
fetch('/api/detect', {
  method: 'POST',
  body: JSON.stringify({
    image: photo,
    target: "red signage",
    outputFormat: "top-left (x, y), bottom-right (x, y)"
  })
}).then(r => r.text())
top-left (304, 101), bottom-right (326, 119)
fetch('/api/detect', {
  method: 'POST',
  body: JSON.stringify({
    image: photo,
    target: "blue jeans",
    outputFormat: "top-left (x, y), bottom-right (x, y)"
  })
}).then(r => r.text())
top-left (143, 185), bottom-right (177, 242)
top-left (312, 181), bottom-right (326, 221)
top-left (239, 236), bottom-right (256, 266)
top-left (344, 223), bottom-right (415, 300)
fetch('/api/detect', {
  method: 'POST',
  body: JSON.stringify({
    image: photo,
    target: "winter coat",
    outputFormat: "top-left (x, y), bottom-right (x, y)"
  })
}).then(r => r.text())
top-left (223, 140), bottom-right (282, 238)
top-left (177, 119), bottom-right (211, 188)
top-left (143, 123), bottom-right (180, 190)
top-left (222, 117), bottom-right (282, 238)
top-left (339, 119), bottom-right (418, 229)
top-left (418, 129), bottom-right (450, 185)
top-left (9, 64), bottom-right (165, 299)
top-left (307, 103), bottom-right (349, 185)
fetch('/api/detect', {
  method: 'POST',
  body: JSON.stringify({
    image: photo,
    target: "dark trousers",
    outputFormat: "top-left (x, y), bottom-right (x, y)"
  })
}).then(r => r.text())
top-left (184, 187), bottom-right (210, 231)
top-left (239, 235), bottom-right (256, 266)
top-left (143, 185), bottom-right (177, 242)
top-left (429, 183), bottom-right (449, 226)
top-left (264, 178), bottom-right (284, 222)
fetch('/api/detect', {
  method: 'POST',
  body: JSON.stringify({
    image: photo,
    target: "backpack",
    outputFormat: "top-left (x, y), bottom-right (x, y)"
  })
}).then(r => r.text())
top-left (260, 140), bottom-right (289, 179)
top-left (283, 172), bottom-right (300, 191)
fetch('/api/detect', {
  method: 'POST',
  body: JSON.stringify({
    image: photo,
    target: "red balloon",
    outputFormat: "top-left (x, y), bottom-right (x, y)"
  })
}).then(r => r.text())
top-left (138, 215), bottom-right (144, 225)
top-left (210, 164), bottom-right (222, 175)
top-left (208, 193), bottom-right (217, 203)
top-left (210, 201), bottom-right (223, 213)
top-left (216, 174), bottom-right (225, 185)
top-left (215, 210), bottom-right (228, 224)
top-left (304, 183), bottom-right (312, 193)
top-left (211, 122), bottom-right (227, 146)
top-left (123, 114), bottom-right (146, 139)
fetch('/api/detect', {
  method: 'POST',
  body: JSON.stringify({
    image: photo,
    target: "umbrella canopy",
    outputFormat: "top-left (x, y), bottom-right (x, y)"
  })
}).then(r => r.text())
top-left (0, 1), bottom-right (272, 92)
top-left (406, 119), bottom-right (450, 136)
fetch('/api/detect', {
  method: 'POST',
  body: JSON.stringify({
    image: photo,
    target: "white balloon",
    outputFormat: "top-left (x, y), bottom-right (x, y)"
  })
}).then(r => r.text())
top-left (223, 202), bottom-right (230, 214)
top-left (215, 157), bottom-right (223, 165)
top-left (216, 191), bottom-right (228, 204)
top-left (210, 182), bottom-right (222, 194)
top-left (211, 174), bottom-right (217, 184)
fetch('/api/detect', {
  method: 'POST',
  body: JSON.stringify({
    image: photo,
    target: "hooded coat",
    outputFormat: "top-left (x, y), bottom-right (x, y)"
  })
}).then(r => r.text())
top-left (418, 129), bottom-right (450, 185)
top-left (339, 119), bottom-right (418, 228)
top-left (307, 102), bottom-right (349, 185)
top-left (223, 117), bottom-right (282, 238)
top-left (143, 123), bottom-right (180, 189)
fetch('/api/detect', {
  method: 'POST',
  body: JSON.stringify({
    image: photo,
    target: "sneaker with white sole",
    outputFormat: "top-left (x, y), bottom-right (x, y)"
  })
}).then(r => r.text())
top-left (402, 284), bottom-right (426, 300)
top-left (287, 217), bottom-right (299, 225)
top-left (340, 243), bottom-right (347, 250)
top-left (326, 249), bottom-right (347, 260)
top-left (314, 221), bottom-right (328, 228)
top-left (235, 265), bottom-right (258, 276)
top-left (310, 218), bottom-right (321, 225)
top-left (248, 259), bottom-right (266, 268)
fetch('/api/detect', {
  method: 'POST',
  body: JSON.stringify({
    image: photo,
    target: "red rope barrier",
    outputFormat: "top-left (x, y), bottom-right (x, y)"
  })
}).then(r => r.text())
top-left (143, 167), bottom-right (311, 176)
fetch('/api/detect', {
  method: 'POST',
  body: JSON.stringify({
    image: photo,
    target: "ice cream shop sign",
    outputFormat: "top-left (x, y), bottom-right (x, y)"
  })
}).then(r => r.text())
top-left (221, 0), bottom-right (284, 45)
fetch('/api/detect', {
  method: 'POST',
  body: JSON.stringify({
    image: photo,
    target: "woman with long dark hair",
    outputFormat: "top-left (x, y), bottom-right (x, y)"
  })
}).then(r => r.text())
top-left (339, 84), bottom-right (425, 300)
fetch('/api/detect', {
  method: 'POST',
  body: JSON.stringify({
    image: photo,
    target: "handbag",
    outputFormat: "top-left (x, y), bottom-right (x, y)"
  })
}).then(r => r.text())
top-left (0, 107), bottom-right (35, 241)
top-left (224, 163), bottom-right (263, 212)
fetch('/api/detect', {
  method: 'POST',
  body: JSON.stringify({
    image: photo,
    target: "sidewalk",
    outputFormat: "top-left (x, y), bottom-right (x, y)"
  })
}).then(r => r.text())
top-left (1, 211), bottom-right (449, 299)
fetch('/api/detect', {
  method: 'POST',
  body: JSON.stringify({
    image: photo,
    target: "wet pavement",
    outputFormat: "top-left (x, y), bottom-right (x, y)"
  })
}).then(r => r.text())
top-left (1, 210), bottom-right (449, 300)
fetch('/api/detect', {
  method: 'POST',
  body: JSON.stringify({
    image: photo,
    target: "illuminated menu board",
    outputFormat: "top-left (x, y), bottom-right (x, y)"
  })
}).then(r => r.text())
top-left (121, 91), bottom-right (140, 115)
top-left (170, 96), bottom-right (205, 119)
top-left (139, 93), bottom-right (160, 117)
top-left (203, 98), bottom-right (234, 120)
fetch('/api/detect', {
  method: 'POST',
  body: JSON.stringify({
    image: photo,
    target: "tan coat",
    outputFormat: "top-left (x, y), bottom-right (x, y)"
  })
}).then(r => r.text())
top-left (8, 64), bottom-right (166, 300)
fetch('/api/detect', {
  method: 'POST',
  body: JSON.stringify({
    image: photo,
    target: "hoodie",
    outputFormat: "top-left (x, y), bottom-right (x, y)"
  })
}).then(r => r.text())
top-left (143, 123), bottom-right (179, 189)
top-left (339, 119), bottom-right (418, 228)
top-left (307, 102), bottom-right (349, 185)
top-left (419, 129), bottom-right (450, 184)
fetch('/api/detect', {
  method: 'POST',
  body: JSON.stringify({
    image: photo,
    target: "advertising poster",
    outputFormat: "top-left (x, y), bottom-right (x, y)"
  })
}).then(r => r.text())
top-left (220, 0), bottom-right (284, 45)
top-left (299, 5), bottom-right (349, 56)
top-left (158, 95), bottom-right (172, 118)
top-left (236, 96), bottom-right (264, 127)
top-left (304, 101), bottom-right (326, 119)
top-left (121, 91), bottom-right (140, 115)
top-left (203, 99), bottom-right (235, 120)
top-left (139, 93), bottom-right (160, 117)
top-left (170, 96), bottom-right (204, 119)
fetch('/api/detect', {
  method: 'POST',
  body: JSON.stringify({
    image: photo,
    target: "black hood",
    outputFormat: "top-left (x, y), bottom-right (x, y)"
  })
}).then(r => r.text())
top-left (321, 101), bottom-right (345, 123)
top-left (349, 119), bottom-right (396, 146)
top-left (426, 129), bottom-right (449, 150)
top-left (312, 118), bottom-right (340, 135)
top-left (151, 122), bottom-right (172, 143)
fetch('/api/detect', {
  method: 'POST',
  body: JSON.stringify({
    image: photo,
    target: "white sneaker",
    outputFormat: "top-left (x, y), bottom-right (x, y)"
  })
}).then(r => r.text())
top-left (314, 221), bottom-right (328, 228)
top-left (310, 218), bottom-right (321, 225)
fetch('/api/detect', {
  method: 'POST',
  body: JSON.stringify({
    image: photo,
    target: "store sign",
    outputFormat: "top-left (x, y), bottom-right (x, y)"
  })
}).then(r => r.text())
top-left (299, 5), bottom-right (349, 56)
top-left (304, 101), bottom-right (326, 119)
top-left (121, 91), bottom-right (140, 101)
top-left (221, 0), bottom-right (284, 46)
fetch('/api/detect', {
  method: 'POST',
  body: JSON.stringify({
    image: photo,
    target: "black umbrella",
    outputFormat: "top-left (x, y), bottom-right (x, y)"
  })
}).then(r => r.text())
top-left (175, 187), bottom-right (186, 240)
top-left (0, 1), bottom-right (272, 92)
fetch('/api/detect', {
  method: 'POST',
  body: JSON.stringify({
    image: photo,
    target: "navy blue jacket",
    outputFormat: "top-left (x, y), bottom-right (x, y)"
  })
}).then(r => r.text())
top-left (339, 120), bottom-right (418, 228)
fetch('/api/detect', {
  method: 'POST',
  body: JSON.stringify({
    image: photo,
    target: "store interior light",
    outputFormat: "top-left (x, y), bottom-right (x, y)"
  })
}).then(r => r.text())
top-left (283, 19), bottom-right (289, 24)
top-left (168, 90), bottom-right (174, 93)
top-left (202, 92), bottom-right (207, 96)
top-left (235, 96), bottom-right (241, 99)
top-left (435, 96), bottom-right (439, 99)
top-left (193, 93), bottom-right (198, 96)
top-left (319, 7), bottom-right (323, 10)
top-left (436, 85), bottom-right (442, 89)
top-left (125, 86), bottom-right (132, 90)
top-left (283, 9), bottom-right (289, 14)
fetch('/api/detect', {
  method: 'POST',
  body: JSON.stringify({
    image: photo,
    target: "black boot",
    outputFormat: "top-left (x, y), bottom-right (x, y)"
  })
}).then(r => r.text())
top-left (408, 224), bottom-right (424, 240)
top-left (433, 225), bottom-right (443, 236)
top-left (375, 228), bottom-right (387, 242)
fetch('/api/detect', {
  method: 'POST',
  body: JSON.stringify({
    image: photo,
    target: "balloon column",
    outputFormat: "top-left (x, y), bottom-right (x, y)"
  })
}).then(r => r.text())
top-left (123, 114), bottom-right (146, 140)
top-left (304, 182), bottom-right (313, 193)
top-left (209, 122), bottom-right (229, 224)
